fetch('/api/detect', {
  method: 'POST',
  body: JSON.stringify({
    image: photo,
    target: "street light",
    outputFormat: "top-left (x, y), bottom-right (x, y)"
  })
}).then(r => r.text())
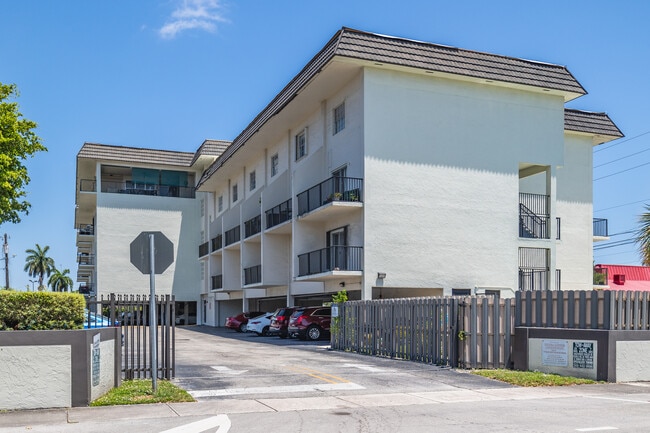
top-left (29, 279), bottom-right (36, 292)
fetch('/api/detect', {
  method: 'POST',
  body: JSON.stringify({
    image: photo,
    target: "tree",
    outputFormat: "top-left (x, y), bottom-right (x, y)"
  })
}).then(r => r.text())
top-left (48, 268), bottom-right (73, 292)
top-left (23, 244), bottom-right (54, 290)
top-left (635, 205), bottom-right (650, 266)
top-left (0, 83), bottom-right (46, 224)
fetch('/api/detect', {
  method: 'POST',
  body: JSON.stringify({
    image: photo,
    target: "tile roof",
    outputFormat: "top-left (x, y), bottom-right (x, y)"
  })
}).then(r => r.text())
top-left (78, 142), bottom-right (195, 167)
top-left (197, 27), bottom-right (590, 188)
top-left (191, 139), bottom-right (231, 166)
top-left (564, 109), bottom-right (623, 138)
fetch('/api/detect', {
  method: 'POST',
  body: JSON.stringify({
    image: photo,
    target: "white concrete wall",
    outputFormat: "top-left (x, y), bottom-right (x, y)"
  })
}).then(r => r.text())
top-left (616, 340), bottom-right (650, 382)
top-left (96, 192), bottom-right (201, 301)
top-left (555, 133), bottom-right (595, 290)
top-left (362, 67), bottom-right (565, 298)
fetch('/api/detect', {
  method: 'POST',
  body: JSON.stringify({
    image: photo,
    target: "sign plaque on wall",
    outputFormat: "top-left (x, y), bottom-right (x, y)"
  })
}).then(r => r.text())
top-left (541, 339), bottom-right (568, 367)
top-left (573, 342), bottom-right (594, 369)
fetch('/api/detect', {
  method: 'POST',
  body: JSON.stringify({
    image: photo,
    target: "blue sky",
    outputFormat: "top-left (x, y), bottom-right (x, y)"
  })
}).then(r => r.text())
top-left (1, 0), bottom-right (649, 291)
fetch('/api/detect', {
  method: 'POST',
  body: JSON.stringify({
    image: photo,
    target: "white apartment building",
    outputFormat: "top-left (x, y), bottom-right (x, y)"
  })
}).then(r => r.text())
top-left (74, 28), bottom-right (622, 327)
top-left (194, 28), bottom-right (622, 326)
top-left (74, 140), bottom-right (229, 322)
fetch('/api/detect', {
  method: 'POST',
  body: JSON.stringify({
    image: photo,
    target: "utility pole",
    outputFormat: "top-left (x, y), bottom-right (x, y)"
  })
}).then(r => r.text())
top-left (3, 234), bottom-right (9, 290)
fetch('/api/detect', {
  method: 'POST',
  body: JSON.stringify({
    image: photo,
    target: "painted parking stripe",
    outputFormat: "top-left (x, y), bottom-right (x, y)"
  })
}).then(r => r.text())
top-left (189, 382), bottom-right (365, 398)
top-left (211, 365), bottom-right (248, 375)
top-left (287, 365), bottom-right (350, 384)
top-left (341, 363), bottom-right (385, 372)
top-left (159, 414), bottom-right (231, 433)
top-left (575, 427), bottom-right (618, 432)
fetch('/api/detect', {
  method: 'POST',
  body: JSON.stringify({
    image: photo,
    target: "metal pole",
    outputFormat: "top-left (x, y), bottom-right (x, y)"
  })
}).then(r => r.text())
top-left (149, 234), bottom-right (157, 392)
top-left (3, 234), bottom-right (9, 290)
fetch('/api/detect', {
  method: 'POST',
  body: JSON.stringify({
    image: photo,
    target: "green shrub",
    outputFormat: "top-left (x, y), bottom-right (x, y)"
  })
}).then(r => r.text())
top-left (0, 291), bottom-right (85, 330)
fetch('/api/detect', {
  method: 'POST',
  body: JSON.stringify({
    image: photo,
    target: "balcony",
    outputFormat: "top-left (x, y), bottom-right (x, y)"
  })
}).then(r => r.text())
top-left (298, 246), bottom-right (363, 277)
top-left (198, 242), bottom-right (209, 257)
top-left (224, 226), bottom-right (241, 246)
top-left (78, 254), bottom-right (95, 266)
top-left (78, 224), bottom-right (94, 236)
top-left (265, 198), bottom-right (292, 232)
top-left (593, 218), bottom-right (609, 240)
top-left (211, 235), bottom-right (222, 252)
top-left (297, 176), bottom-right (363, 218)
top-left (85, 179), bottom-right (196, 199)
top-left (211, 274), bottom-right (223, 290)
top-left (244, 215), bottom-right (262, 239)
top-left (519, 193), bottom-right (550, 239)
top-left (243, 265), bottom-right (262, 285)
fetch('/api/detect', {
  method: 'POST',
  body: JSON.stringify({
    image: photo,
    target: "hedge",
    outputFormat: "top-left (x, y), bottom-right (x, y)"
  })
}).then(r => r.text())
top-left (0, 291), bottom-right (86, 330)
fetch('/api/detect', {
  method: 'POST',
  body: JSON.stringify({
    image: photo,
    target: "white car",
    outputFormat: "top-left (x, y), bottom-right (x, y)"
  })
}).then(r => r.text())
top-left (246, 312), bottom-right (274, 336)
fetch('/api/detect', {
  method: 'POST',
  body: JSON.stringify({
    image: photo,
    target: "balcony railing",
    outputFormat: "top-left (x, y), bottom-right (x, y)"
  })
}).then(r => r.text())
top-left (211, 274), bottom-right (223, 290)
top-left (244, 265), bottom-right (262, 285)
top-left (211, 235), bottom-right (222, 252)
top-left (80, 179), bottom-right (96, 192)
top-left (297, 176), bottom-right (363, 216)
top-left (244, 215), bottom-right (262, 238)
top-left (225, 226), bottom-right (241, 246)
top-left (78, 285), bottom-right (94, 295)
top-left (78, 254), bottom-right (95, 265)
top-left (92, 179), bottom-right (196, 199)
top-left (518, 268), bottom-right (550, 291)
top-left (298, 246), bottom-right (363, 277)
top-left (265, 198), bottom-right (292, 229)
top-left (198, 242), bottom-right (209, 257)
top-left (78, 224), bottom-right (95, 235)
top-left (519, 193), bottom-right (550, 239)
top-left (593, 218), bottom-right (609, 237)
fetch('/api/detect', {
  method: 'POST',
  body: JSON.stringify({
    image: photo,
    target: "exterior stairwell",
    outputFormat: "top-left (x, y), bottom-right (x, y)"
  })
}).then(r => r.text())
top-left (519, 203), bottom-right (549, 239)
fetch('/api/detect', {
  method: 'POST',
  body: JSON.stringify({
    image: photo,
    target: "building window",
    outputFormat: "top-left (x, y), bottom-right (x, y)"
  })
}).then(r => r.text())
top-left (295, 129), bottom-right (307, 161)
top-left (249, 171), bottom-right (256, 191)
top-left (334, 102), bottom-right (345, 134)
top-left (271, 154), bottom-right (279, 177)
top-left (200, 199), bottom-right (205, 217)
top-left (218, 195), bottom-right (223, 212)
top-left (232, 184), bottom-right (238, 203)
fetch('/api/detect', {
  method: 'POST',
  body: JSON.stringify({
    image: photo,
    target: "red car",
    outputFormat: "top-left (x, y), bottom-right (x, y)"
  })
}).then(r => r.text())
top-left (269, 307), bottom-right (297, 339)
top-left (287, 306), bottom-right (331, 340)
top-left (225, 312), bottom-right (265, 332)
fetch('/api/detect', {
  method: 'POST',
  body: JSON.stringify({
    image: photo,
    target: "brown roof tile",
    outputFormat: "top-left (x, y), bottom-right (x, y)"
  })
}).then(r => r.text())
top-left (564, 109), bottom-right (623, 138)
top-left (78, 143), bottom-right (195, 167)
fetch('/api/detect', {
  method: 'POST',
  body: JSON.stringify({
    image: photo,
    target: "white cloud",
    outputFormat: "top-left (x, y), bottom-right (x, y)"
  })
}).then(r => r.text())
top-left (159, 0), bottom-right (226, 39)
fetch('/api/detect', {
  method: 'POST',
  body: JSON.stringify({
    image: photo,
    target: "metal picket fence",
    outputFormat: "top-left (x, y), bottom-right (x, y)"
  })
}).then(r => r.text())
top-left (331, 290), bottom-right (650, 370)
top-left (86, 294), bottom-right (176, 380)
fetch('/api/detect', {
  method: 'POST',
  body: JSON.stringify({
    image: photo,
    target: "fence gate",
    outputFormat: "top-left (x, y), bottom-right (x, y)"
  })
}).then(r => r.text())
top-left (87, 294), bottom-right (176, 380)
top-left (331, 298), bottom-right (459, 367)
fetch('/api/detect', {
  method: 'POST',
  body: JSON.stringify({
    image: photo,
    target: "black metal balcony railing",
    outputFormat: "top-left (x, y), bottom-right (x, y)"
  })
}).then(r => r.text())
top-left (211, 235), bottom-right (222, 252)
top-left (244, 215), bottom-right (262, 238)
top-left (82, 179), bottom-right (196, 199)
top-left (211, 274), bottom-right (223, 290)
top-left (78, 285), bottom-right (94, 295)
top-left (556, 217), bottom-right (561, 240)
top-left (244, 265), bottom-right (262, 285)
top-left (297, 176), bottom-right (363, 216)
top-left (518, 268), bottom-right (550, 291)
top-left (78, 224), bottom-right (95, 235)
top-left (593, 218), bottom-right (609, 237)
top-left (198, 242), bottom-right (209, 257)
top-left (298, 246), bottom-right (363, 277)
top-left (78, 254), bottom-right (95, 265)
top-left (519, 193), bottom-right (550, 239)
top-left (224, 226), bottom-right (241, 246)
top-left (80, 179), bottom-right (96, 192)
top-left (265, 198), bottom-right (292, 229)
top-left (594, 267), bottom-right (608, 285)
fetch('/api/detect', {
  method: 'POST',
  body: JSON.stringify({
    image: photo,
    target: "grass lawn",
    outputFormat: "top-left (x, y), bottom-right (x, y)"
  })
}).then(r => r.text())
top-left (90, 380), bottom-right (195, 406)
top-left (471, 369), bottom-right (599, 386)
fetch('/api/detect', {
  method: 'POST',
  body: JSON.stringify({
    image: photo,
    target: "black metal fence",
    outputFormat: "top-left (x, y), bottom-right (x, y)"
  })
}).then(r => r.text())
top-left (244, 265), bottom-right (262, 285)
top-left (297, 176), bottom-right (363, 216)
top-left (225, 225), bottom-right (240, 246)
top-left (265, 198), bottom-right (292, 229)
top-left (244, 215), bottom-right (262, 238)
top-left (298, 246), bottom-right (363, 276)
top-left (86, 294), bottom-right (175, 380)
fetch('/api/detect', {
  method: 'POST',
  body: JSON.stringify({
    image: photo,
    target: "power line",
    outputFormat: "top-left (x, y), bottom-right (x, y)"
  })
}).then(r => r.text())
top-left (595, 199), bottom-right (650, 212)
top-left (593, 238), bottom-right (636, 251)
top-left (594, 160), bottom-right (650, 181)
top-left (595, 146), bottom-right (650, 168)
top-left (594, 130), bottom-right (650, 154)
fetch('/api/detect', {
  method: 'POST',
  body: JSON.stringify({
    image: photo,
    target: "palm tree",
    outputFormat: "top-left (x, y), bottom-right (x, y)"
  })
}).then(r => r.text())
top-left (23, 244), bottom-right (55, 291)
top-left (48, 268), bottom-right (73, 292)
top-left (635, 205), bottom-right (650, 266)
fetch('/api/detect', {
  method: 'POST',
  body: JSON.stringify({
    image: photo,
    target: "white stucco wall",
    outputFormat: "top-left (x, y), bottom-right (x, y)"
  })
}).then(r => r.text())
top-left (96, 193), bottom-right (201, 301)
top-left (362, 67), bottom-right (565, 297)
top-left (0, 345), bottom-right (71, 410)
top-left (616, 340), bottom-right (650, 382)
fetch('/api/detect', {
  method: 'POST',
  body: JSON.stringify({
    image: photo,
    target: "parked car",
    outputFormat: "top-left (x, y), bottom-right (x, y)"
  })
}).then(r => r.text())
top-left (225, 312), bottom-right (266, 332)
top-left (269, 307), bottom-right (297, 338)
top-left (287, 306), bottom-right (332, 340)
top-left (84, 310), bottom-right (119, 329)
top-left (246, 312), bottom-right (274, 336)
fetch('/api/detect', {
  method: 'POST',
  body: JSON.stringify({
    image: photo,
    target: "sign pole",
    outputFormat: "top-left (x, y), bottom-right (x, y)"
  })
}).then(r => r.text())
top-left (149, 233), bottom-right (158, 393)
